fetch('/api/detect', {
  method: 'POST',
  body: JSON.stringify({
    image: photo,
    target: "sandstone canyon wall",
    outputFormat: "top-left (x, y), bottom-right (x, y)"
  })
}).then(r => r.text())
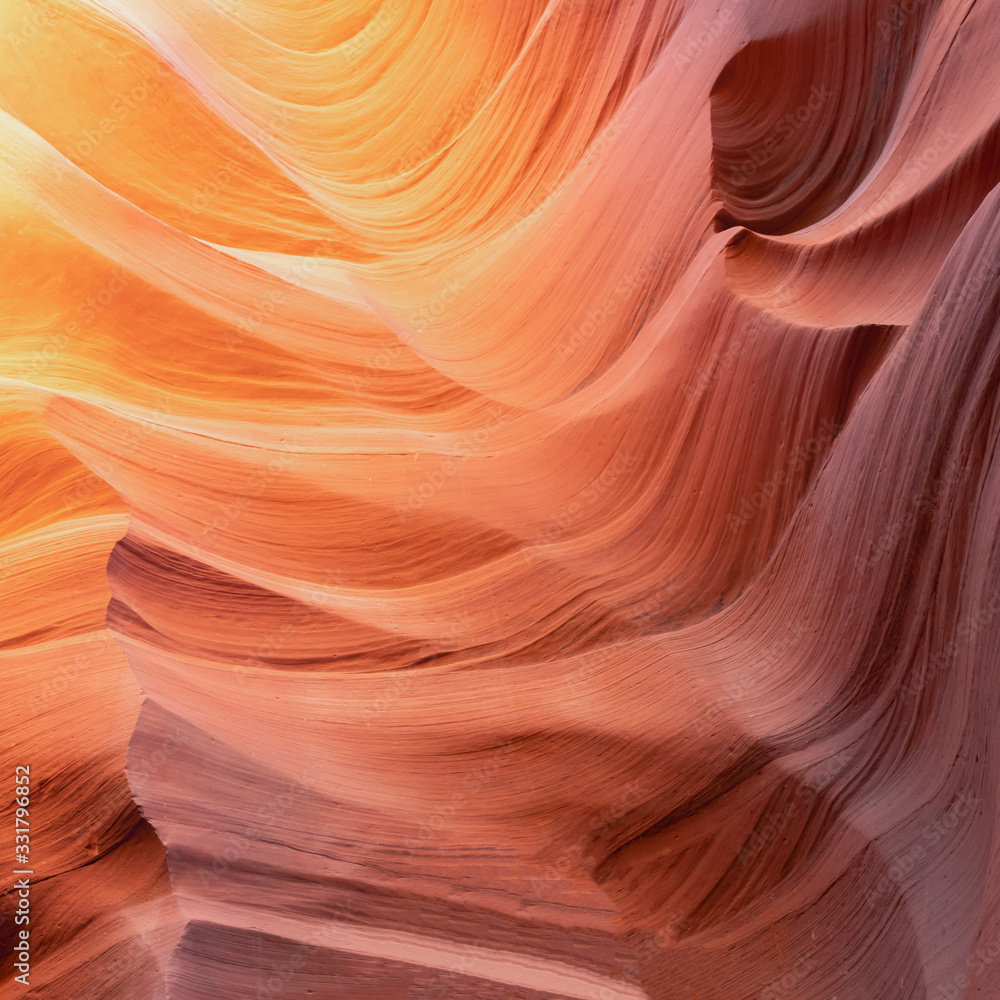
top-left (2, 0), bottom-right (1000, 998)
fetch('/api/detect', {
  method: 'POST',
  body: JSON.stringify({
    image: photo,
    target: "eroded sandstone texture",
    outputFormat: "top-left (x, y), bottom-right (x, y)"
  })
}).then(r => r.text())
top-left (2, 0), bottom-right (1000, 997)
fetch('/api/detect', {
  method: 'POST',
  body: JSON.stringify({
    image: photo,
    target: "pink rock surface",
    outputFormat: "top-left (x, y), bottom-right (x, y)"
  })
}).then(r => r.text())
top-left (2, 1), bottom-right (1000, 997)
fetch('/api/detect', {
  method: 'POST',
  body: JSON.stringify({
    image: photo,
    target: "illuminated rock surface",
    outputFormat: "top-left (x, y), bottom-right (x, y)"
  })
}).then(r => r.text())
top-left (2, 0), bottom-right (1000, 998)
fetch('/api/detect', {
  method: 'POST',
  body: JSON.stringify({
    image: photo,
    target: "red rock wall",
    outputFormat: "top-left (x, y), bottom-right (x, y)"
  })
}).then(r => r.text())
top-left (2, 1), bottom-right (1000, 998)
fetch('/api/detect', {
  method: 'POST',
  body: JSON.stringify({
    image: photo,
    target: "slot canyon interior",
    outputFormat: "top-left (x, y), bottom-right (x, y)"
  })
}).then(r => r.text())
top-left (2, 0), bottom-right (1000, 997)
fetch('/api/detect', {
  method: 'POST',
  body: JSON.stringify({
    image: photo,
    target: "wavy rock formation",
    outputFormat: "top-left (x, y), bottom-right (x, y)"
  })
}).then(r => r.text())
top-left (2, 0), bottom-right (1000, 998)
